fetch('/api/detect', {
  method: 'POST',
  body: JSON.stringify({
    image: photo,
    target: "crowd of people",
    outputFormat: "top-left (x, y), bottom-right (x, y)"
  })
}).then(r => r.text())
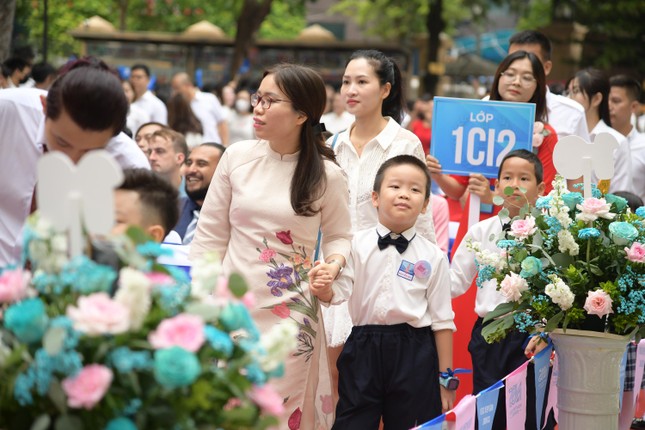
top-left (1, 28), bottom-right (644, 430)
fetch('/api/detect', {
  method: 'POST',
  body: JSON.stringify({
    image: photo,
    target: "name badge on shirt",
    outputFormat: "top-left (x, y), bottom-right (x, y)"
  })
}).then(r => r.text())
top-left (397, 260), bottom-right (415, 281)
top-left (414, 260), bottom-right (432, 279)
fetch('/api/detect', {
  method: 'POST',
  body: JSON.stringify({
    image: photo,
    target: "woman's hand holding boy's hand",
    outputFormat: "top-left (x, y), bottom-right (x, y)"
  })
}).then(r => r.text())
top-left (425, 154), bottom-right (443, 176)
top-left (308, 262), bottom-right (334, 303)
top-left (440, 386), bottom-right (455, 412)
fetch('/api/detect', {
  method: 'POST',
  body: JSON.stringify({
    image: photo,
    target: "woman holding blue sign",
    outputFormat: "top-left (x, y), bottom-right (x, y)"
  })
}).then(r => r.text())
top-left (321, 49), bottom-right (438, 403)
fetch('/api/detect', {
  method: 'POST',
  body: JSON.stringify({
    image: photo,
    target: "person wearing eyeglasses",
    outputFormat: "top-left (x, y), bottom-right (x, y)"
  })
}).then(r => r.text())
top-left (189, 64), bottom-right (352, 429)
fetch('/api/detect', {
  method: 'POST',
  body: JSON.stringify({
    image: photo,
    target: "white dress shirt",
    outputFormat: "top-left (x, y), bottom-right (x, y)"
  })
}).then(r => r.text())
top-left (450, 216), bottom-right (508, 317)
top-left (546, 89), bottom-right (590, 142)
top-left (132, 90), bottom-right (167, 124)
top-left (589, 119), bottom-right (627, 185)
top-left (126, 103), bottom-right (151, 136)
top-left (610, 127), bottom-right (645, 201)
top-left (0, 88), bottom-right (149, 266)
top-left (191, 91), bottom-right (226, 144)
top-left (321, 110), bottom-right (354, 134)
top-left (331, 223), bottom-right (455, 331)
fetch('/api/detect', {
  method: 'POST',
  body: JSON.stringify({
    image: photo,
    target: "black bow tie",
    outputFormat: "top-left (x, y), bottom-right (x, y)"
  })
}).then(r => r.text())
top-left (377, 233), bottom-right (409, 254)
top-left (502, 221), bottom-right (512, 232)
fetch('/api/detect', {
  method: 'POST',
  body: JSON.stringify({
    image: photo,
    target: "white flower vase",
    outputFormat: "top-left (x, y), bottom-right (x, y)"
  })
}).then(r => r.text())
top-left (550, 328), bottom-right (630, 430)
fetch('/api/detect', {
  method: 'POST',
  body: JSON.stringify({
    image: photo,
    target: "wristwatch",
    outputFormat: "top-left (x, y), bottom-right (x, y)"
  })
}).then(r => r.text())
top-left (439, 375), bottom-right (460, 390)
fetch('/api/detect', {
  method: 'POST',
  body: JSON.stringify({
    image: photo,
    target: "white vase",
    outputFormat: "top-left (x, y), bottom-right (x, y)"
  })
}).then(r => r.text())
top-left (550, 328), bottom-right (630, 430)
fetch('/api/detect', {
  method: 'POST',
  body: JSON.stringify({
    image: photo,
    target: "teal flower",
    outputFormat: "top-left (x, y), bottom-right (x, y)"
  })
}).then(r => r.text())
top-left (153, 347), bottom-right (201, 389)
top-left (605, 194), bottom-right (628, 213)
top-left (578, 228), bottom-right (601, 240)
top-left (61, 255), bottom-right (117, 294)
top-left (636, 207), bottom-right (645, 218)
top-left (608, 222), bottom-right (639, 246)
top-left (5, 298), bottom-right (49, 343)
top-left (105, 417), bottom-right (137, 430)
top-left (562, 192), bottom-right (583, 211)
top-left (220, 303), bottom-right (259, 340)
top-left (520, 256), bottom-right (542, 278)
top-left (204, 325), bottom-right (234, 358)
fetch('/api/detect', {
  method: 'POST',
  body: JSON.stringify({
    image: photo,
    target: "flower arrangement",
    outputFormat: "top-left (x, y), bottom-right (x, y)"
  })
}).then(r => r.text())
top-left (471, 176), bottom-right (645, 343)
top-left (0, 215), bottom-right (297, 430)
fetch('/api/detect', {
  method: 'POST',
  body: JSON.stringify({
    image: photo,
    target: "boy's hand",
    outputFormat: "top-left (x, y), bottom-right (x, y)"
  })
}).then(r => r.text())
top-left (440, 386), bottom-right (455, 412)
top-left (308, 262), bottom-right (334, 303)
top-left (525, 334), bottom-right (550, 358)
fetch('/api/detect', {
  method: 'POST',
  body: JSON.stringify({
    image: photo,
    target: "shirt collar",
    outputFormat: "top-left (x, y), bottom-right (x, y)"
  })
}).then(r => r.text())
top-left (376, 222), bottom-right (417, 241)
top-left (337, 116), bottom-right (399, 151)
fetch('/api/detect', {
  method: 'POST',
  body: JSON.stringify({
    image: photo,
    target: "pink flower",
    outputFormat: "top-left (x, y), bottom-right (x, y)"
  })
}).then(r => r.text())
top-left (249, 384), bottom-right (284, 416)
top-left (0, 268), bottom-right (31, 304)
top-left (320, 394), bottom-right (334, 414)
top-left (509, 216), bottom-right (537, 240)
top-left (276, 230), bottom-right (293, 245)
top-left (499, 272), bottom-right (529, 302)
top-left (61, 364), bottom-right (113, 410)
top-left (241, 291), bottom-right (256, 309)
top-left (271, 302), bottom-right (291, 319)
top-left (288, 407), bottom-right (302, 430)
top-left (584, 290), bottom-right (614, 318)
top-left (259, 248), bottom-right (277, 263)
top-left (146, 272), bottom-right (174, 286)
top-left (576, 198), bottom-right (615, 222)
top-left (148, 313), bottom-right (205, 352)
top-left (66, 293), bottom-right (130, 336)
top-left (625, 242), bottom-right (645, 263)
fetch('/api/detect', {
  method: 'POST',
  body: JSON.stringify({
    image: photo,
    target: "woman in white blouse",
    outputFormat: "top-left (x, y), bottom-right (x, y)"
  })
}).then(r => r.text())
top-left (323, 49), bottom-right (437, 400)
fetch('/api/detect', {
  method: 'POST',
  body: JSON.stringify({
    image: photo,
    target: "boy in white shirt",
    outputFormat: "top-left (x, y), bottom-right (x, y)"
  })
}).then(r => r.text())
top-left (309, 155), bottom-right (455, 430)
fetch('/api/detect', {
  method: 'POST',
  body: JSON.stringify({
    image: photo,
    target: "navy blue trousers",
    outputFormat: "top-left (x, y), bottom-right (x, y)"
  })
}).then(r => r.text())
top-left (333, 323), bottom-right (441, 430)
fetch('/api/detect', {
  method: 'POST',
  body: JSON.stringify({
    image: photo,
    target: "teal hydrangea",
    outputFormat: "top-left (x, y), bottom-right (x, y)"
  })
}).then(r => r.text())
top-left (153, 347), bottom-right (201, 389)
top-left (60, 255), bottom-right (117, 294)
top-left (204, 326), bottom-right (234, 358)
top-left (105, 417), bottom-right (138, 430)
top-left (4, 298), bottom-right (49, 343)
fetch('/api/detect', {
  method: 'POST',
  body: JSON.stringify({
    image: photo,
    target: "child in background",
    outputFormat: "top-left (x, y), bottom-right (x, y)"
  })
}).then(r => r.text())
top-left (309, 155), bottom-right (455, 430)
top-left (450, 149), bottom-right (547, 430)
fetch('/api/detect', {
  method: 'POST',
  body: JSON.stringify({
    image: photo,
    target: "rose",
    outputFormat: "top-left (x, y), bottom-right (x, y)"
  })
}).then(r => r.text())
top-left (499, 272), bottom-right (529, 302)
top-left (608, 221), bottom-right (639, 246)
top-left (0, 268), bottom-right (31, 304)
top-left (519, 256), bottom-right (542, 278)
top-left (561, 192), bottom-right (583, 211)
top-left (61, 364), bottom-right (113, 409)
top-left (4, 298), bottom-right (49, 343)
top-left (271, 302), bottom-right (291, 319)
top-left (249, 384), bottom-right (284, 416)
top-left (66, 293), bottom-right (130, 336)
top-left (583, 290), bottom-right (614, 318)
top-left (105, 418), bottom-right (137, 430)
top-left (276, 230), bottom-right (293, 245)
top-left (575, 198), bottom-right (615, 222)
top-left (148, 313), bottom-right (206, 352)
top-left (204, 325), bottom-right (234, 358)
top-left (153, 346), bottom-right (201, 388)
top-left (259, 248), bottom-right (277, 263)
top-left (625, 242), bottom-right (645, 263)
top-left (220, 302), bottom-right (257, 336)
top-left (604, 193), bottom-right (629, 213)
top-left (509, 216), bottom-right (537, 240)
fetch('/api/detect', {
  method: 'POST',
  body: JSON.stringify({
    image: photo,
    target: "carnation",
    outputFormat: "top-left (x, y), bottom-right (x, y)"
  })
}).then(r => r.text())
top-left (544, 275), bottom-right (575, 311)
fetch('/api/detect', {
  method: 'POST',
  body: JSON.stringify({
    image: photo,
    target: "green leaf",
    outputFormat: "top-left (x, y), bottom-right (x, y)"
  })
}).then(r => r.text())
top-left (43, 326), bottom-right (67, 356)
top-left (544, 311), bottom-right (565, 333)
top-left (481, 314), bottom-right (516, 343)
top-left (125, 226), bottom-right (154, 245)
top-left (228, 273), bottom-right (248, 298)
top-left (519, 186), bottom-right (527, 194)
top-left (492, 195), bottom-right (505, 206)
top-left (551, 253), bottom-right (574, 268)
top-left (519, 204), bottom-right (530, 218)
top-left (30, 415), bottom-right (51, 430)
top-left (482, 302), bottom-right (516, 323)
top-left (55, 415), bottom-right (83, 430)
top-left (499, 208), bottom-right (510, 219)
top-left (185, 302), bottom-right (220, 322)
top-left (48, 379), bottom-right (67, 415)
top-left (589, 264), bottom-right (604, 276)
top-left (503, 186), bottom-right (515, 196)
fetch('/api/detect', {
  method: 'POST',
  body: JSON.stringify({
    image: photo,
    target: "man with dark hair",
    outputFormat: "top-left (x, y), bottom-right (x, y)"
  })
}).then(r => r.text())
top-left (0, 57), bottom-right (150, 266)
top-left (175, 143), bottom-right (225, 244)
top-left (507, 30), bottom-right (590, 143)
top-left (2, 57), bottom-right (31, 88)
top-left (609, 75), bottom-right (645, 201)
top-left (113, 168), bottom-right (179, 243)
top-left (130, 63), bottom-right (168, 124)
top-left (31, 62), bottom-right (57, 90)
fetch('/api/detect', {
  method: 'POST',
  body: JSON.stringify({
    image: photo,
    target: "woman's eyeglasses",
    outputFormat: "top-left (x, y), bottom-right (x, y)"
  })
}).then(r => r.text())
top-left (251, 93), bottom-right (291, 110)
top-left (500, 71), bottom-right (537, 87)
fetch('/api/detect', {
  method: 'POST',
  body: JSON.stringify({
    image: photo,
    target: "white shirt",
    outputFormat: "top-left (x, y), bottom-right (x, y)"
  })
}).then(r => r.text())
top-left (332, 224), bottom-right (455, 331)
top-left (610, 127), bottom-right (645, 202)
top-left (450, 216), bottom-right (508, 317)
top-left (546, 89), bottom-right (590, 142)
top-left (228, 112), bottom-right (255, 144)
top-left (0, 88), bottom-right (149, 266)
top-left (321, 110), bottom-right (354, 134)
top-left (132, 90), bottom-right (167, 124)
top-left (126, 103), bottom-right (151, 136)
top-left (191, 91), bottom-right (226, 144)
top-left (329, 117), bottom-right (436, 243)
top-left (589, 119), bottom-right (627, 185)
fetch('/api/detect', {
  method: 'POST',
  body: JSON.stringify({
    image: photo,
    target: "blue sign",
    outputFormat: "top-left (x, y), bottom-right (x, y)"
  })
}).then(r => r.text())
top-left (431, 97), bottom-right (535, 178)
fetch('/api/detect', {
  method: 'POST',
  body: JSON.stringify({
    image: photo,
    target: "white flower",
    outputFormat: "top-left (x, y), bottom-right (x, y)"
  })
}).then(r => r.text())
top-left (51, 235), bottom-right (68, 253)
top-left (114, 268), bottom-right (152, 331)
top-left (555, 207), bottom-right (573, 229)
top-left (557, 229), bottom-right (579, 256)
top-left (258, 321), bottom-right (298, 372)
top-left (575, 198), bottom-right (616, 223)
top-left (499, 272), bottom-right (529, 302)
top-left (468, 240), bottom-right (507, 271)
top-left (545, 275), bottom-right (575, 310)
top-left (190, 252), bottom-right (222, 300)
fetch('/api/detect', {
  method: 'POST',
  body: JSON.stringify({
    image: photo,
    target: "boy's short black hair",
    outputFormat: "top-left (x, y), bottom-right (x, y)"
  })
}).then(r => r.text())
top-left (131, 64), bottom-right (151, 78)
top-left (498, 149), bottom-right (544, 184)
top-left (31, 62), bottom-right (57, 83)
top-left (509, 30), bottom-right (552, 61)
top-left (373, 155), bottom-right (431, 199)
top-left (609, 75), bottom-right (642, 102)
top-left (118, 169), bottom-right (179, 236)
